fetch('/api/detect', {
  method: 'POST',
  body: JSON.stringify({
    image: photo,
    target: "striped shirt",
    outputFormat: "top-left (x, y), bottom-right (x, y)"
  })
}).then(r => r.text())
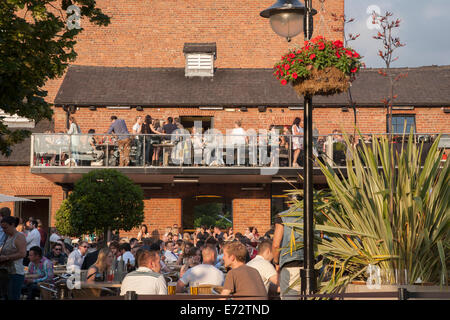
top-left (28, 257), bottom-right (54, 283)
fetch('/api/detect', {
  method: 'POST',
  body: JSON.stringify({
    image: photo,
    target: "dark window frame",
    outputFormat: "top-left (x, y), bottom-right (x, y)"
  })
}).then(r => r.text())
top-left (387, 114), bottom-right (416, 134)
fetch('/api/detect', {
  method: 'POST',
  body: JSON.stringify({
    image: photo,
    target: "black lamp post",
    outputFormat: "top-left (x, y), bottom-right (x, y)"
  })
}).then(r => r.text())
top-left (260, 0), bottom-right (317, 295)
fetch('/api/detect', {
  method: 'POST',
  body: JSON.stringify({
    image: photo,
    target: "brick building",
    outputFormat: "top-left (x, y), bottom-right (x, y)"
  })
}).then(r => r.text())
top-left (1, 0), bottom-right (449, 239)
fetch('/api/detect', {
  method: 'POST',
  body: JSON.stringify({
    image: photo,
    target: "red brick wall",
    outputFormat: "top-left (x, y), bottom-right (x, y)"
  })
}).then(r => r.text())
top-left (0, 166), bottom-right (64, 224)
top-left (120, 184), bottom-right (272, 239)
top-left (53, 106), bottom-right (450, 136)
top-left (43, 0), bottom-right (345, 104)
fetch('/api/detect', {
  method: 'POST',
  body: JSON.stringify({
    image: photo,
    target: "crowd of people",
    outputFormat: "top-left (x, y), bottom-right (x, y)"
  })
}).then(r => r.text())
top-left (39, 115), bottom-right (349, 168)
top-left (1, 207), bottom-right (294, 300)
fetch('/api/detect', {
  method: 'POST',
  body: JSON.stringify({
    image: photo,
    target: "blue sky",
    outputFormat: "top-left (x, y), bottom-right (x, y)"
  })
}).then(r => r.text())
top-left (344, 0), bottom-right (450, 68)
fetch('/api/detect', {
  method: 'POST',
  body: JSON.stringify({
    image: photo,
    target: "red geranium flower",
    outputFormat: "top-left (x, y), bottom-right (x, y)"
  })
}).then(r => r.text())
top-left (310, 54), bottom-right (316, 60)
top-left (311, 35), bottom-right (324, 44)
top-left (336, 51), bottom-right (341, 58)
top-left (333, 40), bottom-right (344, 48)
top-left (292, 72), bottom-right (298, 79)
top-left (318, 42), bottom-right (325, 50)
top-left (345, 50), bottom-right (353, 58)
top-left (351, 67), bottom-right (358, 73)
top-left (284, 64), bottom-right (290, 70)
top-left (281, 79), bottom-right (287, 85)
top-left (290, 53), bottom-right (296, 59)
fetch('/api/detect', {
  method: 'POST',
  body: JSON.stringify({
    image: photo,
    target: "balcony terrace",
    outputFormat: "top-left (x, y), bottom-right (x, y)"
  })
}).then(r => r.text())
top-left (30, 132), bottom-right (448, 185)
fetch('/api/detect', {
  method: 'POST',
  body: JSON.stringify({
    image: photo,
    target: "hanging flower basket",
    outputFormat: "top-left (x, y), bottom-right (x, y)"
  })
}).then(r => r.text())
top-left (274, 36), bottom-right (363, 96)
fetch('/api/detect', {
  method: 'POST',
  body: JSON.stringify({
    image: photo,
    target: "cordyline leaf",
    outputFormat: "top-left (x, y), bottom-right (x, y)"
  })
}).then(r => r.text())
top-left (281, 130), bottom-right (449, 295)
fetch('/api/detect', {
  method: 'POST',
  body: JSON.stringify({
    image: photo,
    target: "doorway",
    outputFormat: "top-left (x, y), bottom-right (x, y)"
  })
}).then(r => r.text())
top-left (15, 197), bottom-right (51, 231)
top-left (180, 116), bottom-right (213, 133)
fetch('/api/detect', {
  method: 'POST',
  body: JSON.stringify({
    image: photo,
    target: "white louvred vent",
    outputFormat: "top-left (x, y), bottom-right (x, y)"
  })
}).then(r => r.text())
top-left (185, 53), bottom-right (214, 77)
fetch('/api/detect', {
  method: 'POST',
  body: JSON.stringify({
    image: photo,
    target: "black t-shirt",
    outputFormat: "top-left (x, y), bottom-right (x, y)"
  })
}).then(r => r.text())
top-left (163, 123), bottom-right (178, 135)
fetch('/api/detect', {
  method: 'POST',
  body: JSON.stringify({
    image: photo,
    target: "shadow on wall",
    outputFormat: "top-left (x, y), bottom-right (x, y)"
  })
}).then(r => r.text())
top-left (151, 229), bottom-right (160, 240)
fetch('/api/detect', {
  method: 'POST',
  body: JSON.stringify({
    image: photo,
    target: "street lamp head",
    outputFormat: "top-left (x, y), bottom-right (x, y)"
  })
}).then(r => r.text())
top-left (260, 0), bottom-right (316, 42)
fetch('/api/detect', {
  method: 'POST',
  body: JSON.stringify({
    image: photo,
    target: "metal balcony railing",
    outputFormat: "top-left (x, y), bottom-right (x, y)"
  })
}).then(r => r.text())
top-left (30, 132), bottom-right (448, 169)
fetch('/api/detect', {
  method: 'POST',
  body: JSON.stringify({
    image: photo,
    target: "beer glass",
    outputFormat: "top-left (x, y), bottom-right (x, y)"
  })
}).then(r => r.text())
top-left (190, 282), bottom-right (199, 295)
top-left (168, 282), bottom-right (176, 295)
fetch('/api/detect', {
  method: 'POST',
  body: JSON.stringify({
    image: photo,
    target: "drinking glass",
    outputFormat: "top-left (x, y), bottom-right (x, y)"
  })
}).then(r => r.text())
top-left (168, 282), bottom-right (176, 295)
top-left (107, 269), bottom-right (114, 282)
top-left (190, 282), bottom-right (198, 295)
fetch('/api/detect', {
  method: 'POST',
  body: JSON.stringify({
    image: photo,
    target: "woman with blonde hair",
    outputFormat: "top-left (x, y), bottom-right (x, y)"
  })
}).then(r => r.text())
top-left (86, 247), bottom-right (114, 282)
top-left (183, 232), bottom-right (191, 242)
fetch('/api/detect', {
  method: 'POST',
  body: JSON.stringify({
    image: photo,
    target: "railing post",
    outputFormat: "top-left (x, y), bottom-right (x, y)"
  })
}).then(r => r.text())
top-left (30, 134), bottom-right (35, 167)
top-left (106, 137), bottom-right (109, 167)
top-left (289, 135), bottom-right (292, 167)
top-left (125, 291), bottom-right (137, 300)
top-left (143, 134), bottom-right (146, 166)
top-left (326, 135), bottom-right (333, 166)
top-left (68, 134), bottom-right (72, 167)
top-left (398, 287), bottom-right (409, 300)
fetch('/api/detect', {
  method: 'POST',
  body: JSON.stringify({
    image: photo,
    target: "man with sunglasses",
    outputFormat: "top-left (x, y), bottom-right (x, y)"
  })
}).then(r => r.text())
top-left (67, 241), bottom-right (89, 271)
top-left (46, 243), bottom-right (68, 265)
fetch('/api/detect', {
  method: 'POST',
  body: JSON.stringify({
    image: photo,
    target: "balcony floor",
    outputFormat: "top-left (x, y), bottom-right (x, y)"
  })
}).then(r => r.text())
top-left (30, 165), bottom-right (336, 185)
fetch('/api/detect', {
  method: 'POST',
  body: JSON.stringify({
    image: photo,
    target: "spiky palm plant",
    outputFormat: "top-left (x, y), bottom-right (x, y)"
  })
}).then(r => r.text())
top-left (283, 132), bottom-right (449, 294)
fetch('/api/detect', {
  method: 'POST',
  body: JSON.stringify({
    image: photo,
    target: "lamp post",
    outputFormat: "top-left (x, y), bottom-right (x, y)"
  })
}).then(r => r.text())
top-left (260, 0), bottom-right (317, 295)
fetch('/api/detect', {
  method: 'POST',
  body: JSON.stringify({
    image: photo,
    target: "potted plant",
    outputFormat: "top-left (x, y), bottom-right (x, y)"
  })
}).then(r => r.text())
top-left (281, 132), bottom-right (449, 297)
top-left (274, 36), bottom-right (362, 96)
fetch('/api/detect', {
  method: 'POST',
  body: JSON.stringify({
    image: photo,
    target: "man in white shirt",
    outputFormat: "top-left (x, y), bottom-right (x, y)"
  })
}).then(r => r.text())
top-left (25, 220), bottom-right (41, 251)
top-left (49, 229), bottom-right (62, 243)
top-left (117, 243), bottom-right (135, 266)
top-left (163, 241), bottom-right (178, 264)
top-left (176, 245), bottom-right (224, 292)
top-left (67, 241), bottom-right (89, 271)
top-left (120, 250), bottom-right (167, 295)
top-left (23, 220), bottom-right (41, 266)
top-left (247, 240), bottom-right (278, 293)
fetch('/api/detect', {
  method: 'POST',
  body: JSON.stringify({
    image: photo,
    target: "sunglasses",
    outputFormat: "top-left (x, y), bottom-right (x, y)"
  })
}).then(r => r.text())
top-left (80, 246), bottom-right (88, 248)
top-left (54, 248), bottom-right (62, 251)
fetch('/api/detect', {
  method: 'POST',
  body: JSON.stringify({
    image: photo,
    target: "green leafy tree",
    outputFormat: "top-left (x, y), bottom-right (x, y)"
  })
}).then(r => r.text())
top-left (0, 0), bottom-right (110, 156)
top-left (194, 203), bottom-right (232, 229)
top-left (55, 169), bottom-right (144, 240)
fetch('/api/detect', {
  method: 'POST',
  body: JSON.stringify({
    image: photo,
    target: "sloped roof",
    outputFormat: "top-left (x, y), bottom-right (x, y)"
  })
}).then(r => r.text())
top-left (54, 65), bottom-right (450, 107)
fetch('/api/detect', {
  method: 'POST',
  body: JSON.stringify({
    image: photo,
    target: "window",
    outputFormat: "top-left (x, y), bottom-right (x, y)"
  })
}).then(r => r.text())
top-left (180, 116), bottom-right (213, 132)
top-left (388, 115), bottom-right (416, 134)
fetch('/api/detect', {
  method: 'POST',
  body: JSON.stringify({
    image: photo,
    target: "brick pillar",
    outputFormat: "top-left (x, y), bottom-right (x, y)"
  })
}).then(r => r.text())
top-left (233, 196), bottom-right (271, 235)
top-left (120, 197), bottom-right (181, 239)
